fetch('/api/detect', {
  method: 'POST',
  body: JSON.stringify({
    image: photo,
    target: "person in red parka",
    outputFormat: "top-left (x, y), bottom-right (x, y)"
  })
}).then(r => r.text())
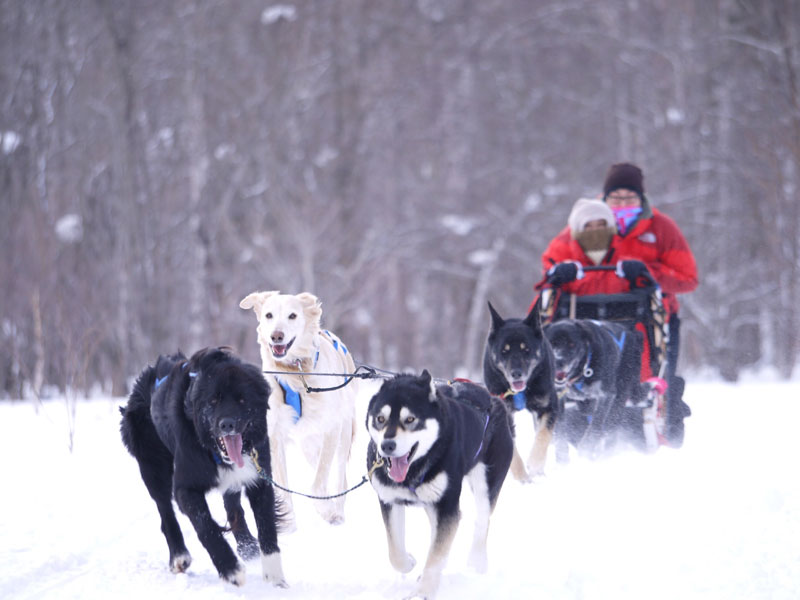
top-left (537, 163), bottom-right (698, 443)
top-left (540, 163), bottom-right (698, 317)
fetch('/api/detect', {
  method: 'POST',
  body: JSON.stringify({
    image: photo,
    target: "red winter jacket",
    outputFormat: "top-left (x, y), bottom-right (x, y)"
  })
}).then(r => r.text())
top-left (540, 208), bottom-right (698, 315)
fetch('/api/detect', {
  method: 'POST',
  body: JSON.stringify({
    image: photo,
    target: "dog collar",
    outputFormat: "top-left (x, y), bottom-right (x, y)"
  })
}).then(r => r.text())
top-left (501, 388), bottom-right (528, 411)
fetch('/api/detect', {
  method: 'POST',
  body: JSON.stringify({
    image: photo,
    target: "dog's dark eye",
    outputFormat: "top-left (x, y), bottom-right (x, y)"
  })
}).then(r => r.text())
top-left (238, 398), bottom-right (246, 405)
top-left (210, 397), bottom-right (219, 406)
top-left (288, 312), bottom-right (297, 320)
top-left (405, 416), bottom-right (416, 425)
top-left (502, 344), bottom-right (510, 354)
top-left (520, 342), bottom-right (530, 353)
top-left (265, 312), bottom-right (273, 319)
top-left (375, 415), bottom-right (386, 425)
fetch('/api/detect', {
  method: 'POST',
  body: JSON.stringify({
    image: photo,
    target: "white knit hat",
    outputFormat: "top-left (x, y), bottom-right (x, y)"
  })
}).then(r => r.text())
top-left (568, 198), bottom-right (615, 236)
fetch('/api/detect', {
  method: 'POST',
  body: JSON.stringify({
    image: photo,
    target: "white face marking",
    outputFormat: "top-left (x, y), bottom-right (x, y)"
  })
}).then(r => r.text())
top-left (407, 418), bottom-right (439, 462)
top-left (367, 404), bottom-right (392, 446)
top-left (368, 404), bottom-right (440, 464)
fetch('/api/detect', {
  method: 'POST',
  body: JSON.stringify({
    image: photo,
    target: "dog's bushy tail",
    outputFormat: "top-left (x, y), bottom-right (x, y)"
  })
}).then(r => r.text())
top-left (119, 365), bottom-right (160, 457)
top-left (119, 355), bottom-right (181, 464)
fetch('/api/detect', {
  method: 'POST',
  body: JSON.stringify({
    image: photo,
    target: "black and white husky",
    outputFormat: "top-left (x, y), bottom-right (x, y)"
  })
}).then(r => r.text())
top-left (366, 371), bottom-right (514, 599)
top-left (544, 319), bottom-right (645, 457)
top-left (483, 301), bottom-right (562, 480)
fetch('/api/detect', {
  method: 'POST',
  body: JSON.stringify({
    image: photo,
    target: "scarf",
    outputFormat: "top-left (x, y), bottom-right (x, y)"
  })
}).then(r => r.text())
top-left (611, 206), bottom-right (642, 236)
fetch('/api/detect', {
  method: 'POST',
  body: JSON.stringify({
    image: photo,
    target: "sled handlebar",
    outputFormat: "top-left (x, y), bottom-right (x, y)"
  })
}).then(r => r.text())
top-left (579, 264), bottom-right (659, 291)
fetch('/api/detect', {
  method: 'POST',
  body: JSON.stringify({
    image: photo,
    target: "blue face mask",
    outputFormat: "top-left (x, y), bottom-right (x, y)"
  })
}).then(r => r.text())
top-left (611, 206), bottom-right (642, 235)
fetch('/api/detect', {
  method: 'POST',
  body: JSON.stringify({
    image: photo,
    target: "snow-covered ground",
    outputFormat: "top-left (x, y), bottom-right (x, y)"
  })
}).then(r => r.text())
top-left (2, 378), bottom-right (798, 600)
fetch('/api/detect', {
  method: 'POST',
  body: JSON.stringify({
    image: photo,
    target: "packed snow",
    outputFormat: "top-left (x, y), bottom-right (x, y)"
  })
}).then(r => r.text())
top-left (2, 377), bottom-right (798, 600)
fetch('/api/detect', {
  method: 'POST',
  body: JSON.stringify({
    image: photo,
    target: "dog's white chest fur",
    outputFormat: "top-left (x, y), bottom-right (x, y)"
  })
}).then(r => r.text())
top-left (216, 457), bottom-right (259, 492)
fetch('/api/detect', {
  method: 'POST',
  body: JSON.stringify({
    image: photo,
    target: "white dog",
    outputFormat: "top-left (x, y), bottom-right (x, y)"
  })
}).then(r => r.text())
top-left (239, 291), bottom-right (358, 529)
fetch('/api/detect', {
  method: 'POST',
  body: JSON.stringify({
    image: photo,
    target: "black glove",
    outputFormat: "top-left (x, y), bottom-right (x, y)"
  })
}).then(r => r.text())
top-left (546, 262), bottom-right (582, 286)
top-left (615, 259), bottom-right (650, 282)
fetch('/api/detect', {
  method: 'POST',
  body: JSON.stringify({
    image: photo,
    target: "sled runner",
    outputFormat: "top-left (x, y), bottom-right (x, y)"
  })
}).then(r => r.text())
top-left (539, 265), bottom-right (689, 452)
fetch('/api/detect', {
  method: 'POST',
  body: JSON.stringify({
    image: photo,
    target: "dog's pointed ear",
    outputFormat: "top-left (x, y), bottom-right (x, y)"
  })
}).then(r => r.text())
top-left (488, 301), bottom-right (504, 331)
top-left (524, 296), bottom-right (543, 331)
top-left (296, 292), bottom-right (322, 322)
top-left (420, 369), bottom-right (438, 402)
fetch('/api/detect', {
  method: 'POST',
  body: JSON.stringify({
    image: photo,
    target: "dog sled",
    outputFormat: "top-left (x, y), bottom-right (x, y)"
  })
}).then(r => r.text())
top-left (539, 265), bottom-right (689, 452)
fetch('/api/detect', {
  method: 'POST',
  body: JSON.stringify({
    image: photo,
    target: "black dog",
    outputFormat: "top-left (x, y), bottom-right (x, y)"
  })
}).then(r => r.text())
top-left (483, 301), bottom-right (562, 481)
top-left (366, 371), bottom-right (514, 599)
top-left (544, 319), bottom-right (645, 457)
top-left (119, 348), bottom-right (287, 587)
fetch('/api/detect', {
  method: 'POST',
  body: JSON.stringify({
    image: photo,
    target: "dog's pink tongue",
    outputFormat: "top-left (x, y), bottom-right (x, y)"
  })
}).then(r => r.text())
top-left (223, 434), bottom-right (245, 468)
top-left (388, 453), bottom-right (411, 483)
top-left (511, 380), bottom-right (526, 392)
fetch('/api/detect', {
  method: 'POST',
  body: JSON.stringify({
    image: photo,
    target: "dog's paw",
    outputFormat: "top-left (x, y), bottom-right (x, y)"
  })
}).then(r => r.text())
top-left (511, 462), bottom-right (533, 484)
top-left (261, 551), bottom-right (288, 588)
top-left (529, 470), bottom-right (547, 482)
top-left (468, 548), bottom-right (488, 573)
top-left (169, 551), bottom-right (192, 573)
top-left (264, 572), bottom-right (289, 589)
top-left (406, 578), bottom-right (437, 600)
top-left (526, 461), bottom-right (547, 480)
top-left (325, 512), bottom-right (345, 526)
top-left (317, 505), bottom-right (345, 526)
top-left (512, 467), bottom-right (535, 484)
top-left (221, 562), bottom-right (246, 587)
top-left (391, 552), bottom-right (416, 574)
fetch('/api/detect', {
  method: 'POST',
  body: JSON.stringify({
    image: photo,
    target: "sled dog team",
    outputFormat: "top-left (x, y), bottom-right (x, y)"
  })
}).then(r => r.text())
top-left (120, 290), bottom-right (627, 598)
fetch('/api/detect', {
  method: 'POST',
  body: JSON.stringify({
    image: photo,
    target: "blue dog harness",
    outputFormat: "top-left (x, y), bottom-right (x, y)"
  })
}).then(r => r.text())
top-left (276, 330), bottom-right (351, 423)
top-left (610, 330), bottom-right (626, 352)
top-left (154, 364), bottom-right (197, 390)
top-left (278, 378), bottom-right (303, 423)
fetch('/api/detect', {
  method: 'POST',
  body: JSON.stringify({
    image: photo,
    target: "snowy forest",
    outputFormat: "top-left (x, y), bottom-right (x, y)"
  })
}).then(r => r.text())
top-left (1, 0), bottom-right (799, 398)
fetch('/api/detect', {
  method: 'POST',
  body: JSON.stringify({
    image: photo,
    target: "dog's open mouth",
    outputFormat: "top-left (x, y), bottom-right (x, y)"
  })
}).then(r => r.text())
top-left (511, 380), bottom-right (526, 392)
top-left (270, 338), bottom-right (295, 359)
top-left (386, 442), bottom-right (418, 484)
top-left (217, 434), bottom-right (245, 468)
